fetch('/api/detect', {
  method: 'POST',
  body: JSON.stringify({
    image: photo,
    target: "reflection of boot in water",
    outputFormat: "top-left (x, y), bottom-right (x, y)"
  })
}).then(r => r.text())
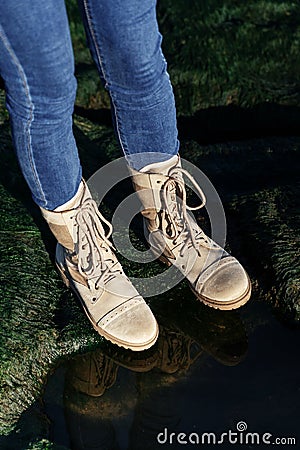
top-left (63, 327), bottom-right (200, 450)
top-left (68, 350), bottom-right (119, 397)
top-left (64, 344), bottom-right (159, 450)
top-left (128, 325), bottom-right (204, 450)
top-left (129, 300), bottom-right (248, 449)
top-left (156, 326), bottom-right (202, 374)
top-left (64, 303), bottom-right (247, 449)
top-left (154, 290), bottom-right (248, 366)
top-left (64, 351), bottom-right (120, 450)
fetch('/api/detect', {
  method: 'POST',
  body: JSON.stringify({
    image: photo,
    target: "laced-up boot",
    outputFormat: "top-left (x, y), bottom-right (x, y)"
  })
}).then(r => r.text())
top-left (129, 156), bottom-right (251, 310)
top-left (41, 181), bottom-right (158, 350)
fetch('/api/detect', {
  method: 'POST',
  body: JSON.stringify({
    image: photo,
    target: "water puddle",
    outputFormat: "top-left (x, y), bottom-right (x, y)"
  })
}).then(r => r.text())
top-left (42, 288), bottom-right (300, 449)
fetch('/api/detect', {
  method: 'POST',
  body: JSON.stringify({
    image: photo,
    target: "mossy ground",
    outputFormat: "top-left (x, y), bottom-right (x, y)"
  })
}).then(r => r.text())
top-left (0, 0), bottom-right (299, 447)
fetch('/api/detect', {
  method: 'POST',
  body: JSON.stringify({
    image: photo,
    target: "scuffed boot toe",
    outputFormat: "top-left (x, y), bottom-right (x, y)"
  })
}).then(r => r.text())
top-left (195, 257), bottom-right (251, 310)
top-left (98, 297), bottom-right (159, 351)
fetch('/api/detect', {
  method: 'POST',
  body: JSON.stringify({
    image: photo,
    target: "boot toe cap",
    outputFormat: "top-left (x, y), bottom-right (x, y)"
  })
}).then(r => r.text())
top-left (197, 258), bottom-right (251, 307)
top-left (98, 298), bottom-right (159, 351)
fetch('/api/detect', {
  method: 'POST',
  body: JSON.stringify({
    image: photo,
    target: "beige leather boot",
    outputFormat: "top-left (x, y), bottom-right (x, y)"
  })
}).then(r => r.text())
top-left (129, 156), bottom-right (251, 310)
top-left (41, 181), bottom-right (158, 351)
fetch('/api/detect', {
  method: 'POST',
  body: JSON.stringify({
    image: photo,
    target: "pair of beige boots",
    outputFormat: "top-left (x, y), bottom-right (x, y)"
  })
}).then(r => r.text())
top-left (41, 156), bottom-right (251, 351)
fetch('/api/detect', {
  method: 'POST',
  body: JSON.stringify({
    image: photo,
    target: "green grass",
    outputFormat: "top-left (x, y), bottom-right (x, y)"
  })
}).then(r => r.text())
top-left (66, 0), bottom-right (300, 114)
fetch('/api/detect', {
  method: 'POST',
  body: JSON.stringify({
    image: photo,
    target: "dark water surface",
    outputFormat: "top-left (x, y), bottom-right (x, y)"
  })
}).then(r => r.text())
top-left (43, 288), bottom-right (300, 450)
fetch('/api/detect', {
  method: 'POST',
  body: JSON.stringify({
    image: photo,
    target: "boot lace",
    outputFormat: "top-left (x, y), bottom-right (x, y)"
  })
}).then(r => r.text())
top-left (159, 328), bottom-right (202, 373)
top-left (161, 167), bottom-right (218, 257)
top-left (71, 197), bottom-right (122, 289)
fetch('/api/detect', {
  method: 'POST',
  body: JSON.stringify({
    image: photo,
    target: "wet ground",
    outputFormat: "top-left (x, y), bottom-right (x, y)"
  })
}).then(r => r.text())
top-left (45, 295), bottom-right (300, 450)
top-left (2, 286), bottom-right (300, 450)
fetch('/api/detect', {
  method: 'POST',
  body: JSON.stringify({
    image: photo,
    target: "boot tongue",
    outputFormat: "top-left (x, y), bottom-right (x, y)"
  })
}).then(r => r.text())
top-left (139, 155), bottom-right (180, 175)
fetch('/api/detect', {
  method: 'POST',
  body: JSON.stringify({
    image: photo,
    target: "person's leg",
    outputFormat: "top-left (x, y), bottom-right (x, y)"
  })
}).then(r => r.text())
top-left (77, 0), bottom-right (179, 170)
top-left (77, 0), bottom-right (251, 310)
top-left (0, 0), bottom-right (158, 350)
top-left (0, 0), bottom-right (81, 210)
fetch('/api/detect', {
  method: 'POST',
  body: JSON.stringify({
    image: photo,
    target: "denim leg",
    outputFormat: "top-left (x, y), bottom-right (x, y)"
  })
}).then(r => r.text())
top-left (78, 0), bottom-right (179, 170)
top-left (0, 1), bottom-right (82, 209)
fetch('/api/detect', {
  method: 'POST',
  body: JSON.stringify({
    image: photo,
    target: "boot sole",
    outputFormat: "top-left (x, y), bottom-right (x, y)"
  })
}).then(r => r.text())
top-left (157, 254), bottom-right (252, 311)
top-left (56, 261), bottom-right (159, 351)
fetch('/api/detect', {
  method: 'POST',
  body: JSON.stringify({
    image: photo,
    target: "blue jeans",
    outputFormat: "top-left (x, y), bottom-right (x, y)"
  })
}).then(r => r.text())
top-left (0, 0), bottom-right (179, 210)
